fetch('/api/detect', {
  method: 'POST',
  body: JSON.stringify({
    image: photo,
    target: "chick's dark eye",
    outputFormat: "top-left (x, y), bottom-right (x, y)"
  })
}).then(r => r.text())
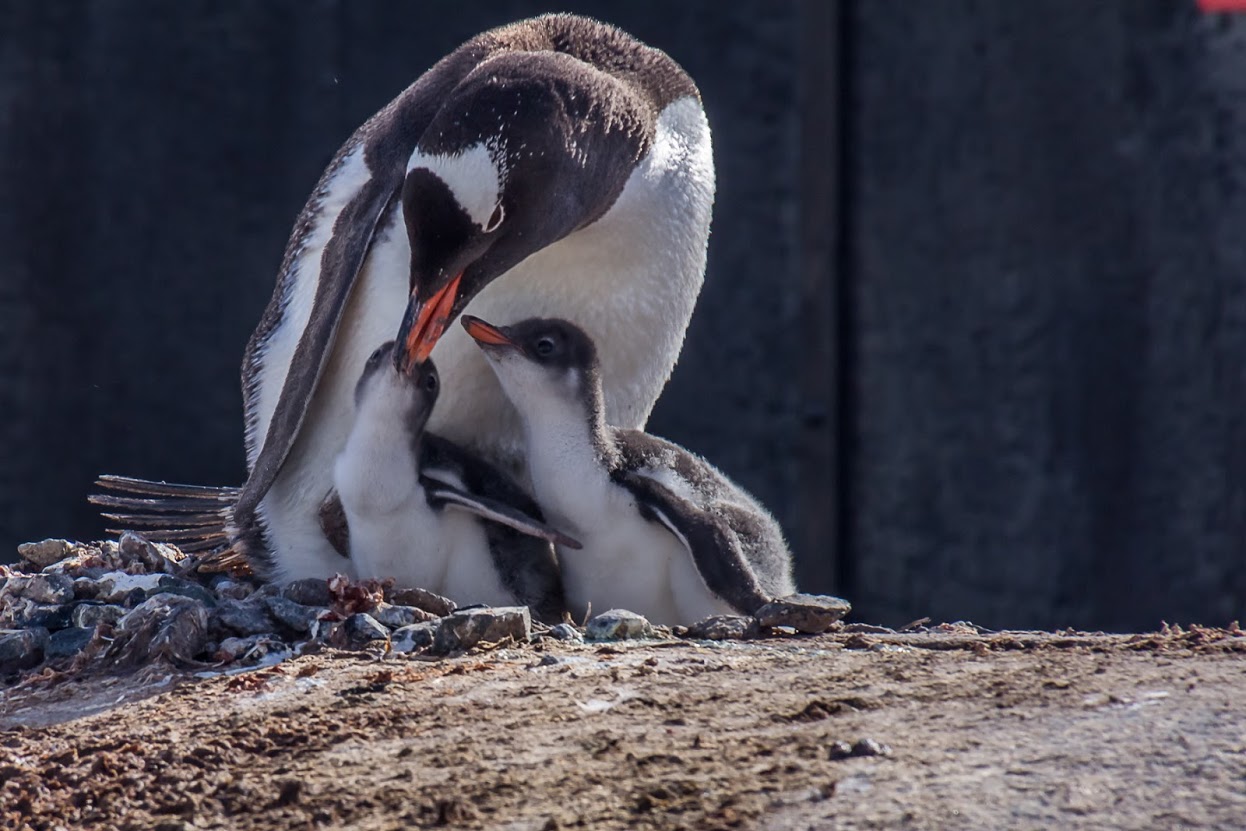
top-left (534, 337), bottom-right (556, 357)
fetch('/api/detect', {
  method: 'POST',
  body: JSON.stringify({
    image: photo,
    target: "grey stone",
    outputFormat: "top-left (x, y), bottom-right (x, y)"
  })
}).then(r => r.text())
top-left (547, 623), bottom-right (584, 643)
top-left (827, 740), bottom-right (854, 760)
top-left (93, 572), bottom-right (167, 604)
top-left (754, 594), bottom-right (852, 634)
top-left (390, 621), bottom-right (437, 653)
top-left (214, 635), bottom-right (284, 663)
top-left (0, 627), bottom-right (49, 673)
top-left (263, 595), bottom-right (325, 634)
top-left (113, 593), bottom-right (211, 665)
top-left (850, 738), bottom-right (892, 758)
top-left (388, 586), bottom-right (456, 618)
top-left (20, 603), bottom-right (74, 631)
top-left (154, 576), bottom-right (216, 607)
top-left (585, 609), bottom-right (653, 641)
top-left (118, 532), bottom-right (179, 573)
top-left (212, 599), bottom-right (278, 637)
top-left (372, 602), bottom-right (434, 629)
top-left (46, 626), bottom-right (97, 659)
top-left (2, 572), bottom-right (74, 604)
top-left (208, 577), bottom-right (255, 601)
top-left (684, 615), bottom-right (758, 641)
top-left (342, 613), bottom-right (390, 648)
top-left (16, 539), bottom-right (73, 568)
top-left (280, 578), bottom-right (333, 607)
top-left (433, 607), bottom-right (532, 654)
top-left (72, 602), bottom-right (127, 629)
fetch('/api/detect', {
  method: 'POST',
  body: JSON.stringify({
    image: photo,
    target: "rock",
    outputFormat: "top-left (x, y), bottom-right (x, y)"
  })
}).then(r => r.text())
top-left (433, 607), bottom-right (531, 654)
top-left (263, 595), bottom-right (326, 634)
top-left (827, 740), bottom-right (854, 760)
top-left (684, 615), bottom-right (758, 641)
top-left (391, 622), bottom-right (438, 653)
top-left (281, 578), bottom-right (333, 607)
top-left (388, 586), bottom-right (456, 618)
top-left (754, 594), bottom-right (852, 634)
top-left (93, 572), bottom-right (167, 604)
top-left (585, 609), bottom-right (653, 641)
top-left (212, 600), bottom-right (279, 638)
top-left (16, 539), bottom-right (74, 568)
top-left (19, 603), bottom-right (74, 631)
top-left (850, 738), bottom-right (892, 758)
top-left (342, 613), bottom-right (390, 648)
top-left (208, 577), bottom-right (255, 601)
top-left (72, 602), bottom-right (127, 629)
top-left (0, 627), bottom-right (49, 673)
top-left (372, 602), bottom-right (435, 629)
top-left (118, 532), bottom-right (180, 573)
top-left (45, 626), bottom-right (97, 659)
top-left (547, 623), bottom-right (584, 643)
top-left (153, 576), bottom-right (216, 607)
top-left (113, 593), bottom-right (210, 665)
top-left (2, 573), bottom-right (75, 604)
top-left (214, 635), bottom-right (285, 663)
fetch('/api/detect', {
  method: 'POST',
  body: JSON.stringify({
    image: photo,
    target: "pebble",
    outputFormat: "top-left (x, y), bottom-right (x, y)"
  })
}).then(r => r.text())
top-left (585, 609), bottom-right (653, 641)
top-left (281, 578), bottom-right (333, 607)
top-left (391, 622), bottom-right (438, 653)
top-left (754, 594), bottom-right (852, 634)
top-left (93, 572), bottom-right (167, 604)
top-left (0, 628), bottom-right (48, 673)
top-left (118, 532), bottom-right (180, 574)
top-left (684, 615), bottom-right (758, 641)
top-left (211, 599), bottom-right (279, 637)
top-left (547, 623), bottom-right (584, 643)
top-left (45, 626), bottom-right (97, 659)
top-left (263, 595), bottom-right (326, 634)
top-left (113, 593), bottom-right (210, 665)
top-left (433, 607), bottom-right (532, 654)
top-left (829, 738), bottom-right (893, 760)
top-left (214, 635), bottom-right (284, 663)
top-left (16, 539), bottom-right (73, 568)
top-left (372, 602), bottom-right (434, 629)
top-left (3, 573), bottom-right (75, 605)
top-left (389, 586), bottom-right (457, 618)
top-left (209, 577), bottom-right (255, 601)
top-left (72, 602), bottom-right (127, 629)
top-left (154, 576), bottom-right (217, 607)
top-left (342, 613), bottom-right (390, 648)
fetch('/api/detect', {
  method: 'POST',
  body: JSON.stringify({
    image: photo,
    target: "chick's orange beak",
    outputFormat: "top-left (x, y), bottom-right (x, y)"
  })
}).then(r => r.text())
top-left (399, 272), bottom-right (462, 372)
top-left (461, 315), bottom-right (516, 348)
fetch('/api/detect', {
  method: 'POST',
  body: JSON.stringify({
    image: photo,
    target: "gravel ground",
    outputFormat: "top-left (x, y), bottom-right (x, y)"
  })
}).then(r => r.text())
top-left (3, 624), bottom-right (1244, 830)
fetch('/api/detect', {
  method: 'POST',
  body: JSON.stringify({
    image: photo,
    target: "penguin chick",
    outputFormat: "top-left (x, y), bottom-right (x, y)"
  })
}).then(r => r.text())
top-left (332, 341), bottom-right (574, 622)
top-left (462, 316), bottom-right (795, 626)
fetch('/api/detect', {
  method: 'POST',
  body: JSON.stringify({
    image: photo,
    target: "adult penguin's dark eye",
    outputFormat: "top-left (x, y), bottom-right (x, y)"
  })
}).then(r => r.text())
top-left (535, 337), bottom-right (556, 357)
top-left (424, 372), bottom-right (438, 392)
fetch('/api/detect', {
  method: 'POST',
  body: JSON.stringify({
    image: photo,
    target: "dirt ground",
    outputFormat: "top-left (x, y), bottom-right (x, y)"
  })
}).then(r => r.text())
top-left (1, 625), bottom-right (1244, 831)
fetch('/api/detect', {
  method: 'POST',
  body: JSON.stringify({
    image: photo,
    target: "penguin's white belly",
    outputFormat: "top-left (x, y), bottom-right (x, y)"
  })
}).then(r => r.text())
top-left (552, 498), bottom-right (732, 627)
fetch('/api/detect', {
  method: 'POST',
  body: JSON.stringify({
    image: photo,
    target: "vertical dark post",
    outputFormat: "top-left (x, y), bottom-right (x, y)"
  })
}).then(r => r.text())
top-left (795, 0), bottom-right (843, 594)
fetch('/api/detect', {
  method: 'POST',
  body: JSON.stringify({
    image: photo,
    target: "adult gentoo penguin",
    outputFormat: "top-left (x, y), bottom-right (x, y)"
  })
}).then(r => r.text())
top-left (94, 14), bottom-right (715, 581)
top-left (462, 315), bottom-right (795, 626)
top-left (330, 341), bottom-right (571, 622)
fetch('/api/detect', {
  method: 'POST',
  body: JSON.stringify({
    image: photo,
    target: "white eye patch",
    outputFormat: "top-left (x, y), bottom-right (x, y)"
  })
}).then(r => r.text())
top-left (406, 142), bottom-right (503, 229)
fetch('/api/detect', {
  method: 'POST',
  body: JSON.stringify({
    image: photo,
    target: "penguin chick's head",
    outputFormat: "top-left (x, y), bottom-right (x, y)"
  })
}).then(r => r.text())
top-left (395, 54), bottom-right (645, 372)
top-left (354, 341), bottom-right (441, 436)
top-left (460, 315), bottom-right (601, 415)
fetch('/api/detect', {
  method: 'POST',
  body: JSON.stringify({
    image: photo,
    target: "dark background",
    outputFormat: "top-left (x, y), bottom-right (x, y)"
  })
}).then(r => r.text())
top-left (2, 1), bottom-right (1243, 632)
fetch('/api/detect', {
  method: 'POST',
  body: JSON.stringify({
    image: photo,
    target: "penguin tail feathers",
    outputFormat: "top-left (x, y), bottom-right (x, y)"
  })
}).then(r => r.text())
top-left (89, 475), bottom-right (255, 574)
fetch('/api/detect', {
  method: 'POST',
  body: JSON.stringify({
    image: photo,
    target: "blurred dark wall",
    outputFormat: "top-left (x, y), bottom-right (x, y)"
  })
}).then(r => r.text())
top-left (1, 1), bottom-right (1243, 631)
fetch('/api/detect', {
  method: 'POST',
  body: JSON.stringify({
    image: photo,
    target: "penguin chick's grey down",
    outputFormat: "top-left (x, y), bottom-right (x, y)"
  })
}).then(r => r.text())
top-left (331, 341), bottom-right (574, 623)
top-left (463, 316), bottom-right (795, 627)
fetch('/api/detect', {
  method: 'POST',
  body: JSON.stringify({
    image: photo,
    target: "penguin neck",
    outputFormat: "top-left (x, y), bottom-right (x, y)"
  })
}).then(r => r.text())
top-left (336, 396), bottom-right (423, 516)
top-left (516, 388), bottom-right (616, 520)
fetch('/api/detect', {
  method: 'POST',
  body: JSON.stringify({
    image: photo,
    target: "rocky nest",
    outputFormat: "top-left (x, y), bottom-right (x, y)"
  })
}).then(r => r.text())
top-left (0, 535), bottom-right (851, 681)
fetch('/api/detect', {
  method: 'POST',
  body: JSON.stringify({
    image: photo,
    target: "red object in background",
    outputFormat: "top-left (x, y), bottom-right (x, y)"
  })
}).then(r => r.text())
top-left (1198, 0), bottom-right (1246, 10)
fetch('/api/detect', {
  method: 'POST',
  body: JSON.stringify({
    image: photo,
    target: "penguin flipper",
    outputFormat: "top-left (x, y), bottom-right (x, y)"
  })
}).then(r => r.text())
top-left (422, 478), bottom-right (582, 549)
top-left (613, 471), bottom-right (771, 615)
top-left (233, 164), bottom-right (403, 532)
